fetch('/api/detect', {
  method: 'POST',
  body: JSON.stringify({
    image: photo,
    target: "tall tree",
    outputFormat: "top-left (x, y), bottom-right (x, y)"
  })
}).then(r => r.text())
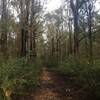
top-left (0, 0), bottom-right (8, 59)
top-left (70, 0), bottom-right (80, 55)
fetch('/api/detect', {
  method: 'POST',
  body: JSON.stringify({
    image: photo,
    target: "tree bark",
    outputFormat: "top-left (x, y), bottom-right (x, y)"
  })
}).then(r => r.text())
top-left (1, 0), bottom-right (8, 60)
top-left (88, 4), bottom-right (93, 64)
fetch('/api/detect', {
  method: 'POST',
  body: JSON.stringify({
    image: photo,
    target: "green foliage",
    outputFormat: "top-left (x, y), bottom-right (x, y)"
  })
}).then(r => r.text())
top-left (0, 89), bottom-right (4, 100)
top-left (55, 57), bottom-right (100, 99)
top-left (46, 56), bottom-right (59, 68)
top-left (0, 57), bottom-right (42, 98)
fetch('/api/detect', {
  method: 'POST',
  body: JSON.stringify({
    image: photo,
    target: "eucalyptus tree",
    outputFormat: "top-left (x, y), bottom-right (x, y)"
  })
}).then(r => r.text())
top-left (0, 0), bottom-right (8, 59)
top-left (86, 0), bottom-right (96, 63)
top-left (45, 7), bottom-right (69, 62)
top-left (10, 0), bottom-right (43, 59)
top-left (69, 0), bottom-right (88, 56)
top-left (76, 0), bottom-right (97, 62)
top-left (29, 0), bottom-right (42, 59)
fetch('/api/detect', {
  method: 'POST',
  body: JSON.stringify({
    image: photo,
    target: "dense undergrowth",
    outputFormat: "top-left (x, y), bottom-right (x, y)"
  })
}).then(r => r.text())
top-left (47, 56), bottom-right (100, 100)
top-left (0, 57), bottom-right (42, 100)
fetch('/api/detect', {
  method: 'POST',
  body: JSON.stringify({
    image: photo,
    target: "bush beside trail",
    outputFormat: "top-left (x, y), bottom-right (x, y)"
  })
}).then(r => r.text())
top-left (0, 58), bottom-right (42, 100)
top-left (46, 56), bottom-right (100, 100)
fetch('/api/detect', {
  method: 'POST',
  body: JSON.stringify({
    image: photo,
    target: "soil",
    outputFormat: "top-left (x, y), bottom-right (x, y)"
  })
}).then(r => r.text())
top-left (12, 67), bottom-right (81, 100)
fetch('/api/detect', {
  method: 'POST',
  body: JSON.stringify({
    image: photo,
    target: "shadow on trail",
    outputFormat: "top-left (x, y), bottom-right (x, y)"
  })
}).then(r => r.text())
top-left (12, 67), bottom-right (81, 100)
top-left (33, 67), bottom-right (80, 100)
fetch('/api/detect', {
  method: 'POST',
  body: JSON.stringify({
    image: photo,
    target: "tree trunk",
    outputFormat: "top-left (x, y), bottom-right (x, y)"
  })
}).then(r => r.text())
top-left (70, 0), bottom-right (80, 56)
top-left (1, 0), bottom-right (8, 60)
top-left (88, 4), bottom-right (93, 64)
top-left (73, 11), bottom-right (79, 56)
top-left (21, 28), bottom-right (27, 57)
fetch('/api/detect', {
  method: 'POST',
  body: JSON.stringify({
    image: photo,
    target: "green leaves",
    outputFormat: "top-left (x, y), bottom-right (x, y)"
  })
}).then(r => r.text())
top-left (56, 57), bottom-right (100, 99)
top-left (0, 57), bottom-right (42, 98)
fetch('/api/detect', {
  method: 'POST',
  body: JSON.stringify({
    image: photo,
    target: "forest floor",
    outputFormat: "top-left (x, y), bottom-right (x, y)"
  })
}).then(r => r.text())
top-left (13, 67), bottom-right (81, 100)
top-left (34, 67), bottom-right (80, 100)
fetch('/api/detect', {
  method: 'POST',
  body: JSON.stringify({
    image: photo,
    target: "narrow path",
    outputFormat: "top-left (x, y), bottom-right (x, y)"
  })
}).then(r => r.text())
top-left (33, 67), bottom-right (78, 100)
top-left (34, 67), bottom-right (61, 100)
top-left (13, 67), bottom-right (80, 100)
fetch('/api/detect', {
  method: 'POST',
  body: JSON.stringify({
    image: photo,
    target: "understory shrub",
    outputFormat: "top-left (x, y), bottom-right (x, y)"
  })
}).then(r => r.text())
top-left (46, 56), bottom-right (59, 68)
top-left (0, 57), bottom-right (42, 99)
top-left (57, 57), bottom-right (100, 100)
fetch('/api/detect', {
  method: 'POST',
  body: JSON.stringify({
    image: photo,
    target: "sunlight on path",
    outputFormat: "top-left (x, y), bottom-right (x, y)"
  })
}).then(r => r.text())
top-left (33, 67), bottom-right (75, 100)
top-left (34, 67), bottom-right (61, 100)
top-left (12, 67), bottom-right (80, 100)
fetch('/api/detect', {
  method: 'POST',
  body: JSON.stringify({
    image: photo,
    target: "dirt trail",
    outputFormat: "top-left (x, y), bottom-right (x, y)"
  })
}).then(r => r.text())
top-left (13, 67), bottom-right (80, 100)
top-left (33, 67), bottom-right (77, 100)
top-left (34, 67), bottom-right (61, 100)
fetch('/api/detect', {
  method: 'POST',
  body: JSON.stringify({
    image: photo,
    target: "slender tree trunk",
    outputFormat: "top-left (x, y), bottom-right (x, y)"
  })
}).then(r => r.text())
top-left (20, 0), bottom-right (29, 57)
top-left (88, 4), bottom-right (93, 64)
top-left (68, 18), bottom-right (73, 55)
top-left (51, 38), bottom-right (55, 56)
top-left (73, 11), bottom-right (79, 56)
top-left (1, 0), bottom-right (8, 60)
top-left (21, 28), bottom-right (27, 57)
top-left (70, 0), bottom-right (80, 56)
top-left (32, 32), bottom-right (37, 58)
